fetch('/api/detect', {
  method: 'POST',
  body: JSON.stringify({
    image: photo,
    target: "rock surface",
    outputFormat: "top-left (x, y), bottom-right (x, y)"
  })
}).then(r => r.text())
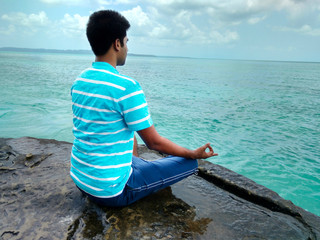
top-left (0, 137), bottom-right (319, 240)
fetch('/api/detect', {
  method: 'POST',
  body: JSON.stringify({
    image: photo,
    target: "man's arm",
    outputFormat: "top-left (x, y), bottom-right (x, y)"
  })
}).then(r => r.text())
top-left (137, 125), bottom-right (218, 160)
top-left (133, 135), bottom-right (139, 157)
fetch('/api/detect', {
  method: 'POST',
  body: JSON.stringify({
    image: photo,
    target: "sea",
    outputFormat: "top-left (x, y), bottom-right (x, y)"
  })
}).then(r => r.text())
top-left (0, 50), bottom-right (319, 217)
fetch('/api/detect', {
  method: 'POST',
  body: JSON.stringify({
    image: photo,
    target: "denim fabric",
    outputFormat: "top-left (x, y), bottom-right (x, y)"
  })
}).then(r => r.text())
top-left (79, 155), bottom-right (198, 207)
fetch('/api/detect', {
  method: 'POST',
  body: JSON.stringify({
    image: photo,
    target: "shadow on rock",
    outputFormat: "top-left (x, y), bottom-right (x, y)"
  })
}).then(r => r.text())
top-left (68, 187), bottom-right (212, 240)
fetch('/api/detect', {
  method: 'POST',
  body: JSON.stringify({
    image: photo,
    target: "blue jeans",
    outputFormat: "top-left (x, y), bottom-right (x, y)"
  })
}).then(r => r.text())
top-left (80, 155), bottom-right (198, 207)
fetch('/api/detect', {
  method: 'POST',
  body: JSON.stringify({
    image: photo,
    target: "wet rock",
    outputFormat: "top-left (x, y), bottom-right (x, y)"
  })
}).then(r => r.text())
top-left (0, 137), bottom-right (319, 240)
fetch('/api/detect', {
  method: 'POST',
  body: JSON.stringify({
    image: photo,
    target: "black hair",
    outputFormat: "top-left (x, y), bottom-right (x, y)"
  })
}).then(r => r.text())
top-left (86, 10), bottom-right (130, 56)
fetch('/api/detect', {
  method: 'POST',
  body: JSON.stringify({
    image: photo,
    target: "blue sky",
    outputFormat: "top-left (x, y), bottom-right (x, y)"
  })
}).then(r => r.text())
top-left (0, 0), bottom-right (320, 61)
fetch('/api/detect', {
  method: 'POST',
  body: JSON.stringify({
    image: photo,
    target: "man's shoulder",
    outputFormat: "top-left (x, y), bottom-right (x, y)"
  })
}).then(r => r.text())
top-left (116, 73), bottom-right (141, 91)
top-left (79, 67), bottom-right (139, 85)
top-left (117, 73), bottom-right (138, 85)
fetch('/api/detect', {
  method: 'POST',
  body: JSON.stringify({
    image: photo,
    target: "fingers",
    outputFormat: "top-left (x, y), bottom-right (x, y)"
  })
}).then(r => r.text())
top-left (206, 143), bottom-right (213, 152)
top-left (203, 143), bottom-right (213, 153)
top-left (203, 143), bottom-right (218, 158)
top-left (194, 143), bottom-right (218, 159)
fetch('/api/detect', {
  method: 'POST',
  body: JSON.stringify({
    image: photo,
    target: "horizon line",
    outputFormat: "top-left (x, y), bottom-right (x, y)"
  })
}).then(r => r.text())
top-left (0, 47), bottom-right (319, 64)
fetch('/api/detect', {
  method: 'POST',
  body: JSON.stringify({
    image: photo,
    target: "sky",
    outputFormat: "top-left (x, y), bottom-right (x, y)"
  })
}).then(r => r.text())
top-left (0, 0), bottom-right (320, 62)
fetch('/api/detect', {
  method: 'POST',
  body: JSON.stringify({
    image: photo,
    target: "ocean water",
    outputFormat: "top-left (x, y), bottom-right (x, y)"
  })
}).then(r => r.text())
top-left (0, 51), bottom-right (319, 216)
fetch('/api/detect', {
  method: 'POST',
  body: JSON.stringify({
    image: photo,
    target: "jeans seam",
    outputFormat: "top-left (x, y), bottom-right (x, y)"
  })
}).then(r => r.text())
top-left (127, 168), bottom-right (197, 192)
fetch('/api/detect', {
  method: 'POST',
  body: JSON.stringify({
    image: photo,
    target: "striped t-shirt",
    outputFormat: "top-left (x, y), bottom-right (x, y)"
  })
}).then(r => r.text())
top-left (70, 62), bottom-right (153, 198)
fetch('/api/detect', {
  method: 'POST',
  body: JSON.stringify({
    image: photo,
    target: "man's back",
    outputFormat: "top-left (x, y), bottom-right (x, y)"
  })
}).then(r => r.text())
top-left (70, 61), bottom-right (152, 198)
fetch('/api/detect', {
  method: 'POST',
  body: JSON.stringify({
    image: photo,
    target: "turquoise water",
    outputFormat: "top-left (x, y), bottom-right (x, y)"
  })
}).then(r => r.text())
top-left (0, 51), bottom-right (319, 216)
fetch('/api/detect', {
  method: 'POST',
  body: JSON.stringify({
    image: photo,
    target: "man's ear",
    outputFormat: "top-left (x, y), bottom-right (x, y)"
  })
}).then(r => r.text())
top-left (113, 39), bottom-right (121, 52)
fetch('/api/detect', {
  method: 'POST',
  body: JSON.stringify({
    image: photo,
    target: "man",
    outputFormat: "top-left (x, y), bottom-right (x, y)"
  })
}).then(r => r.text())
top-left (70, 10), bottom-right (218, 207)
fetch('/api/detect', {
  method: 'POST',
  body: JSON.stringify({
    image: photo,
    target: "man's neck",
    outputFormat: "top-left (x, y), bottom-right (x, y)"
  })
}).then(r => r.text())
top-left (95, 53), bottom-right (117, 68)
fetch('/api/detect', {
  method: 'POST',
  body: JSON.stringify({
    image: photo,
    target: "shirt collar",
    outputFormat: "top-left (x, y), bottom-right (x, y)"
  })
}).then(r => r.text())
top-left (92, 62), bottom-right (119, 74)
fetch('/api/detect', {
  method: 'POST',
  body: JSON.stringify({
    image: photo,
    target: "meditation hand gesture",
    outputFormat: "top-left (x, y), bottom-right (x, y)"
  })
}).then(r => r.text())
top-left (191, 143), bottom-right (218, 159)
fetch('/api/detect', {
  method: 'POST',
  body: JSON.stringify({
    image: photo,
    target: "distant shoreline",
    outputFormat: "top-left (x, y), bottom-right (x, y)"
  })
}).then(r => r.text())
top-left (0, 47), bottom-right (157, 58)
top-left (1, 47), bottom-right (319, 63)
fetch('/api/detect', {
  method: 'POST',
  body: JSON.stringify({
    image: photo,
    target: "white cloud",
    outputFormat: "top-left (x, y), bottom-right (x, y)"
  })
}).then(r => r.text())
top-left (1, 11), bottom-right (50, 34)
top-left (276, 0), bottom-right (320, 18)
top-left (122, 6), bottom-right (149, 27)
top-left (113, 0), bottom-right (133, 4)
top-left (210, 30), bottom-right (239, 44)
top-left (150, 24), bottom-right (168, 38)
top-left (0, 24), bottom-right (15, 35)
top-left (40, 0), bottom-right (88, 5)
top-left (58, 13), bottom-right (88, 37)
top-left (40, 0), bottom-right (131, 6)
top-left (119, 3), bottom-right (241, 46)
top-left (148, 0), bottom-right (320, 23)
top-left (97, 0), bottom-right (112, 4)
top-left (1, 10), bottom-right (89, 41)
top-left (275, 24), bottom-right (320, 36)
top-left (248, 16), bottom-right (266, 24)
top-left (2, 11), bottom-right (50, 27)
top-left (121, 6), bottom-right (169, 38)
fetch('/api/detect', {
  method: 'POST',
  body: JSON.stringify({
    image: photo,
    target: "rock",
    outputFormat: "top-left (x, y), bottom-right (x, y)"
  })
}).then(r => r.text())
top-left (0, 137), bottom-right (319, 240)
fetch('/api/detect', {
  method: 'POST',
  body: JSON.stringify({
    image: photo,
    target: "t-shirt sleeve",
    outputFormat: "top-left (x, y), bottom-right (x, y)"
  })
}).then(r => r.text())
top-left (118, 81), bottom-right (153, 131)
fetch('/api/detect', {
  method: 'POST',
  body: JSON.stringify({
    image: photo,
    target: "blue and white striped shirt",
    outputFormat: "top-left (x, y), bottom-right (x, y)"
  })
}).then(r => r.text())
top-left (70, 62), bottom-right (153, 198)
